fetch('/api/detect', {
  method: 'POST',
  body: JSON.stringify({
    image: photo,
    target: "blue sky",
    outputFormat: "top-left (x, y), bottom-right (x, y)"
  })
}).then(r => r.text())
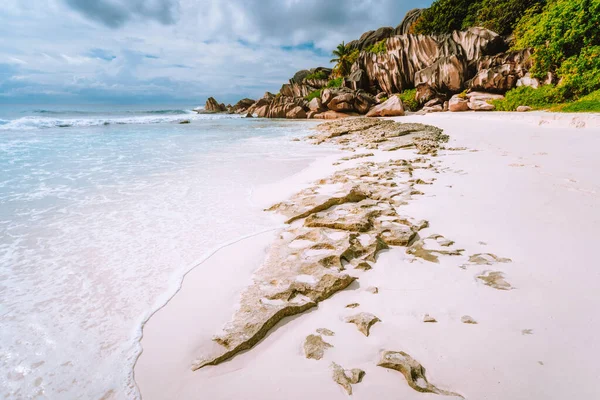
top-left (0, 0), bottom-right (429, 105)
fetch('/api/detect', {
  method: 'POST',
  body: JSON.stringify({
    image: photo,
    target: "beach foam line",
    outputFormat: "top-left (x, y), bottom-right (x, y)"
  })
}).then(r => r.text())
top-left (0, 113), bottom-right (242, 131)
top-left (130, 225), bottom-right (285, 399)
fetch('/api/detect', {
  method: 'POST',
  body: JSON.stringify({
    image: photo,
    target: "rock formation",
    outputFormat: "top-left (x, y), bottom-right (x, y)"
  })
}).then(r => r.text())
top-left (377, 351), bottom-right (463, 397)
top-left (210, 9), bottom-right (534, 119)
top-left (204, 97), bottom-right (226, 113)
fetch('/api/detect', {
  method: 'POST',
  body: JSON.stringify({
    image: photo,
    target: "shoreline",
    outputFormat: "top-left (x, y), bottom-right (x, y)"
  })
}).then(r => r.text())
top-left (135, 113), bottom-right (600, 399)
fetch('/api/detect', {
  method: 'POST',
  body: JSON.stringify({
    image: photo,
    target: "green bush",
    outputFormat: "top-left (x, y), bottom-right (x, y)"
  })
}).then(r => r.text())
top-left (553, 90), bottom-right (600, 112)
top-left (412, 0), bottom-right (474, 34)
top-left (327, 78), bottom-right (343, 88)
top-left (397, 89), bottom-right (419, 112)
top-left (513, 0), bottom-right (600, 99)
top-left (305, 89), bottom-right (322, 102)
top-left (475, 0), bottom-right (545, 35)
top-left (489, 85), bottom-right (560, 111)
top-left (556, 46), bottom-right (600, 99)
top-left (412, 0), bottom-right (544, 35)
top-left (305, 70), bottom-right (329, 80)
top-left (365, 40), bottom-right (387, 54)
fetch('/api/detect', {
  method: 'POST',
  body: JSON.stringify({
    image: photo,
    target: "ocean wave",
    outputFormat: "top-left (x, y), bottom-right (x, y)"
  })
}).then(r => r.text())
top-left (0, 119), bottom-right (8, 125)
top-left (31, 109), bottom-right (194, 116)
top-left (0, 113), bottom-right (242, 131)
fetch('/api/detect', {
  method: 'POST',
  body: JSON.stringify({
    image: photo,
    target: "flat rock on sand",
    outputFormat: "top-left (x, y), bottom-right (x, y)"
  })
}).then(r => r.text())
top-left (191, 118), bottom-right (448, 370)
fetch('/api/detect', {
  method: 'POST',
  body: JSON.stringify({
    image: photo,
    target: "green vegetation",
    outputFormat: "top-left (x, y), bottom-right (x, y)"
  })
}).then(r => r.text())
top-left (552, 90), bottom-right (600, 113)
top-left (397, 89), bottom-right (419, 112)
top-left (489, 85), bottom-right (559, 111)
top-left (410, 0), bottom-right (599, 111)
top-left (305, 70), bottom-right (330, 81)
top-left (365, 40), bottom-right (387, 54)
top-left (514, 0), bottom-right (600, 100)
top-left (327, 78), bottom-right (343, 88)
top-left (412, 0), bottom-right (545, 36)
top-left (305, 89), bottom-right (322, 102)
top-left (330, 42), bottom-right (354, 77)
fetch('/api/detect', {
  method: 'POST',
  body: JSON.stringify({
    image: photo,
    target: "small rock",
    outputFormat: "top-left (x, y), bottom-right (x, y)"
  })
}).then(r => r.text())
top-left (245, 112), bottom-right (253, 118)
top-left (303, 334), bottom-right (333, 360)
top-left (477, 270), bottom-right (512, 290)
top-left (354, 262), bottom-right (372, 271)
top-left (461, 315), bottom-right (478, 324)
top-left (345, 312), bottom-right (381, 336)
top-left (178, 119), bottom-right (191, 124)
top-left (316, 328), bottom-right (335, 336)
top-left (423, 314), bottom-right (437, 323)
top-left (377, 351), bottom-right (462, 397)
top-left (366, 286), bottom-right (379, 294)
top-left (331, 362), bottom-right (365, 395)
top-left (366, 96), bottom-right (405, 117)
top-left (448, 95), bottom-right (470, 112)
top-left (346, 303), bottom-right (360, 309)
top-left (517, 106), bottom-right (532, 112)
top-left (522, 329), bottom-right (533, 335)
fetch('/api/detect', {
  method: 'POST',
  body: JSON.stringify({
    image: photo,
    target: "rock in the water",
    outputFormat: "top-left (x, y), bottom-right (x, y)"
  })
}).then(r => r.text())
top-left (304, 334), bottom-right (333, 360)
top-left (477, 270), bottom-right (512, 290)
top-left (232, 98), bottom-right (256, 113)
top-left (377, 351), bottom-right (462, 397)
top-left (366, 96), bottom-right (405, 117)
top-left (178, 119), bottom-right (191, 124)
top-left (461, 315), bottom-right (478, 324)
top-left (366, 286), bottom-right (379, 294)
top-left (331, 362), bottom-right (365, 395)
top-left (346, 303), bottom-right (360, 309)
top-left (205, 97), bottom-right (226, 112)
top-left (517, 105), bottom-right (532, 112)
top-left (423, 314), bottom-right (437, 323)
top-left (345, 312), bottom-right (381, 336)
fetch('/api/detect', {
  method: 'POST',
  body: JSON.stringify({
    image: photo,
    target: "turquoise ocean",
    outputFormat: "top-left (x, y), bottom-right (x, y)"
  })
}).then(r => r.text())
top-left (0, 104), bottom-right (331, 399)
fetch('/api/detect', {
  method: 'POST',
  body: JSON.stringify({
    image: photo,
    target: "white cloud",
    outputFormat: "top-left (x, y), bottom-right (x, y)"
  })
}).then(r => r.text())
top-left (0, 0), bottom-right (430, 103)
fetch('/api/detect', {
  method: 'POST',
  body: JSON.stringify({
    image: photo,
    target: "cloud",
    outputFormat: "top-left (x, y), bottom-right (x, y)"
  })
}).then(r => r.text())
top-left (64, 0), bottom-right (179, 28)
top-left (1, 0), bottom-right (431, 104)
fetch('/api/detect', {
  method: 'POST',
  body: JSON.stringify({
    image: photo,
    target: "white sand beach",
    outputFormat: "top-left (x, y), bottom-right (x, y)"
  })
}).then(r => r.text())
top-left (135, 112), bottom-right (600, 400)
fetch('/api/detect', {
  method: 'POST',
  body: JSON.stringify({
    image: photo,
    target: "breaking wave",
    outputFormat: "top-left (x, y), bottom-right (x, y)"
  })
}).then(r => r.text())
top-left (0, 112), bottom-right (241, 131)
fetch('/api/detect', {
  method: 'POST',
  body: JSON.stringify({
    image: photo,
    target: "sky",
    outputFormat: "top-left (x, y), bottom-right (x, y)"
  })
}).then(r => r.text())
top-left (0, 0), bottom-right (430, 104)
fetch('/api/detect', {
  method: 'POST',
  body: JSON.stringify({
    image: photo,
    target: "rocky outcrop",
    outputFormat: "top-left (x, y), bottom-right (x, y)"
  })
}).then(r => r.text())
top-left (354, 28), bottom-right (506, 95)
top-left (232, 98), bottom-right (255, 113)
top-left (366, 96), bottom-right (405, 117)
top-left (395, 9), bottom-right (424, 35)
top-left (204, 97), bottom-right (226, 113)
top-left (331, 362), bottom-right (365, 395)
top-left (467, 49), bottom-right (532, 93)
top-left (347, 27), bottom-right (396, 51)
top-left (377, 351), bottom-right (463, 397)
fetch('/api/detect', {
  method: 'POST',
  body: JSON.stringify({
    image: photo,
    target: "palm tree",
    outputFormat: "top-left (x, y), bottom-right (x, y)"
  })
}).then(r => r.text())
top-left (330, 42), bottom-right (353, 77)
